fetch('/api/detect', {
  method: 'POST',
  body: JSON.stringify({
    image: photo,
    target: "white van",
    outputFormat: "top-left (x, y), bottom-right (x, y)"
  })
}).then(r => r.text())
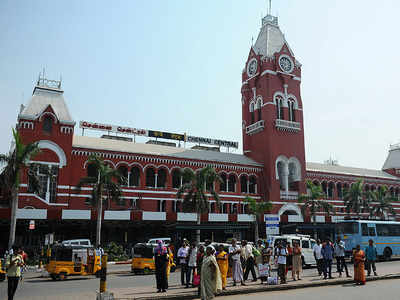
top-left (269, 234), bottom-right (316, 267)
top-left (62, 239), bottom-right (92, 248)
top-left (147, 238), bottom-right (171, 245)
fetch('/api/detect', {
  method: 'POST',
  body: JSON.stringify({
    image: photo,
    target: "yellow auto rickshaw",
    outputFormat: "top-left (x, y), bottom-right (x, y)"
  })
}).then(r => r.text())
top-left (0, 258), bottom-right (6, 281)
top-left (46, 245), bottom-right (101, 280)
top-left (131, 243), bottom-right (156, 274)
top-left (131, 243), bottom-right (176, 275)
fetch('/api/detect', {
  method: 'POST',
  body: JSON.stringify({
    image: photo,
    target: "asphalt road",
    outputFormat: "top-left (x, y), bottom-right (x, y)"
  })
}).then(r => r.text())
top-left (220, 278), bottom-right (400, 300)
top-left (1, 260), bottom-right (400, 299)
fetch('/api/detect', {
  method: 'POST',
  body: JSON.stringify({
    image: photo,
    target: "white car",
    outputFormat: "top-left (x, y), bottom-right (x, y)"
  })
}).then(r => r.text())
top-left (147, 238), bottom-right (171, 245)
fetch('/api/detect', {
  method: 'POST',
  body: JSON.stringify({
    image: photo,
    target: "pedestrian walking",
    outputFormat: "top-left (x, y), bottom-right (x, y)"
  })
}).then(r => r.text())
top-left (166, 246), bottom-right (175, 280)
top-left (241, 240), bottom-right (257, 282)
top-left (365, 239), bottom-right (378, 276)
top-left (292, 241), bottom-right (302, 280)
top-left (186, 241), bottom-right (198, 288)
top-left (313, 239), bottom-right (323, 276)
top-left (286, 243), bottom-right (293, 280)
top-left (276, 242), bottom-right (287, 284)
top-left (200, 246), bottom-right (222, 300)
top-left (228, 238), bottom-right (245, 286)
top-left (334, 236), bottom-right (350, 278)
top-left (321, 240), bottom-right (334, 279)
top-left (216, 244), bottom-right (228, 290)
top-left (6, 246), bottom-right (24, 300)
top-left (177, 240), bottom-right (189, 286)
top-left (154, 240), bottom-right (169, 293)
top-left (353, 244), bottom-right (366, 285)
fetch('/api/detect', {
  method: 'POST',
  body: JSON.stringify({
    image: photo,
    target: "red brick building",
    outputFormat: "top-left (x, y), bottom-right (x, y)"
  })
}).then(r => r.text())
top-left (1, 12), bottom-right (400, 247)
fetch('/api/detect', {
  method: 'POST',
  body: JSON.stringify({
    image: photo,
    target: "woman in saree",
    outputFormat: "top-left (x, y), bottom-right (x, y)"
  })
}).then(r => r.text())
top-left (166, 246), bottom-right (175, 280)
top-left (353, 244), bottom-right (366, 285)
top-left (216, 244), bottom-right (228, 290)
top-left (201, 246), bottom-right (222, 300)
top-left (154, 240), bottom-right (169, 293)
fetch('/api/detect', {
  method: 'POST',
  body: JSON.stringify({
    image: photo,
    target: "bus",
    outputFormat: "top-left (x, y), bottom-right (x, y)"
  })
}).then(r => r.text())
top-left (335, 220), bottom-right (400, 260)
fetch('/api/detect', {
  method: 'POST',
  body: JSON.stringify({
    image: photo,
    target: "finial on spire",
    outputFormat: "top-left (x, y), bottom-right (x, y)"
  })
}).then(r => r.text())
top-left (268, 0), bottom-right (272, 15)
top-left (251, 36), bottom-right (254, 46)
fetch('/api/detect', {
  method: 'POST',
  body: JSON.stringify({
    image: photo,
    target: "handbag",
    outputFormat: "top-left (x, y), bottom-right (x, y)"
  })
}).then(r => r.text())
top-left (193, 273), bottom-right (200, 286)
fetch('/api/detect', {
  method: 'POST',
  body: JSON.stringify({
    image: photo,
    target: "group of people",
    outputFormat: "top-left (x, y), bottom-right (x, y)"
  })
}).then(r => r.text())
top-left (312, 237), bottom-right (379, 285)
top-left (4, 245), bottom-right (27, 300)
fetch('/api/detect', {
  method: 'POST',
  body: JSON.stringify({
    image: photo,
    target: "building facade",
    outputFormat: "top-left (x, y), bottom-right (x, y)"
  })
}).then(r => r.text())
top-left (1, 12), bottom-right (400, 248)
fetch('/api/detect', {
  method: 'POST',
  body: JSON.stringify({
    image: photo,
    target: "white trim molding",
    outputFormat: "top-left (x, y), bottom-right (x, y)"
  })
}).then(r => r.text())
top-left (37, 140), bottom-right (67, 168)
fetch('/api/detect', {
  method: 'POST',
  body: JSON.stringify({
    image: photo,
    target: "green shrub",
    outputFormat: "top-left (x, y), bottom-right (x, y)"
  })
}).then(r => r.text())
top-left (104, 242), bottom-right (129, 261)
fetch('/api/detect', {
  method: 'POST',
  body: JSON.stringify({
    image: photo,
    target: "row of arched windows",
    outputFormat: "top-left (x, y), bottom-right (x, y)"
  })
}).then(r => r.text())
top-left (87, 164), bottom-right (258, 193)
top-left (311, 180), bottom-right (400, 200)
top-left (158, 199), bottom-right (250, 214)
top-left (249, 98), bottom-right (262, 124)
top-left (276, 96), bottom-right (296, 122)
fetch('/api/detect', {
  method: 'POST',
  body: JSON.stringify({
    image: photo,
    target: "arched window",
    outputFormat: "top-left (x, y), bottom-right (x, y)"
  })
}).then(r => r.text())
top-left (337, 182), bottom-right (343, 199)
top-left (231, 203), bottom-right (238, 214)
top-left (172, 169), bottom-right (181, 189)
top-left (288, 161), bottom-right (301, 191)
top-left (321, 181), bottom-right (328, 197)
top-left (288, 100), bottom-right (296, 122)
top-left (176, 201), bottom-right (182, 213)
top-left (220, 173), bottom-right (227, 192)
top-left (158, 200), bottom-right (166, 212)
top-left (117, 166), bottom-right (128, 186)
top-left (250, 102), bottom-right (255, 124)
top-left (129, 167), bottom-right (140, 187)
top-left (210, 202), bottom-right (216, 213)
top-left (157, 168), bottom-right (167, 188)
top-left (256, 98), bottom-right (262, 121)
top-left (87, 163), bottom-right (98, 178)
top-left (328, 182), bottom-right (335, 198)
top-left (249, 176), bottom-right (257, 194)
top-left (228, 174), bottom-right (236, 192)
top-left (145, 168), bottom-right (156, 187)
top-left (277, 161), bottom-right (285, 190)
top-left (240, 175), bottom-right (248, 193)
top-left (43, 116), bottom-right (53, 134)
top-left (313, 180), bottom-right (320, 186)
top-left (276, 97), bottom-right (284, 120)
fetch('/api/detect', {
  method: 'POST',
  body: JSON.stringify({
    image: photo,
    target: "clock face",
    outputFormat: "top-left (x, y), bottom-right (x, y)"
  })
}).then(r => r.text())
top-left (279, 55), bottom-right (293, 73)
top-left (247, 59), bottom-right (258, 76)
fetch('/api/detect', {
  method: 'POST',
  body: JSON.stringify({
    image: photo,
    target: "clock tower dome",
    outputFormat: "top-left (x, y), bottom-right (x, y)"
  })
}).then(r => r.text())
top-left (241, 13), bottom-right (306, 207)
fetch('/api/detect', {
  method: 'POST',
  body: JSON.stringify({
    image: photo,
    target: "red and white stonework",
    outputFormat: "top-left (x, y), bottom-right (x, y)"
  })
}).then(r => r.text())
top-left (2, 13), bottom-right (400, 246)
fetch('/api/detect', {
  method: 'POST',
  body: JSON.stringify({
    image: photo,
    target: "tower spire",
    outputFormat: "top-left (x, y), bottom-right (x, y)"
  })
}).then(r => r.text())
top-left (268, 0), bottom-right (272, 15)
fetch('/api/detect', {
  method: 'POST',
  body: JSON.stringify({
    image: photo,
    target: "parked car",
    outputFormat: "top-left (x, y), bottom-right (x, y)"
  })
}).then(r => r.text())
top-left (61, 239), bottom-right (92, 248)
top-left (147, 238), bottom-right (171, 245)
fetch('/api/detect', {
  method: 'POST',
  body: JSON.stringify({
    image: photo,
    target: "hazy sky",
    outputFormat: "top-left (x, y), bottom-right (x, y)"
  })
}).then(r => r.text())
top-left (1, 0), bottom-right (399, 170)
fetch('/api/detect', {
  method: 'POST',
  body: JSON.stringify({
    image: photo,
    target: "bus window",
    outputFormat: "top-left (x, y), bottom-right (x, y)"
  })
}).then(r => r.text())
top-left (368, 227), bottom-right (376, 236)
top-left (336, 222), bottom-right (359, 235)
top-left (376, 224), bottom-right (390, 236)
top-left (361, 224), bottom-right (368, 236)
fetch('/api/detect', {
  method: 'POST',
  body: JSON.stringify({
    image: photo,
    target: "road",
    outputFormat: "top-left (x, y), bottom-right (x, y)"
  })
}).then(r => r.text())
top-left (220, 279), bottom-right (400, 300)
top-left (1, 260), bottom-right (400, 299)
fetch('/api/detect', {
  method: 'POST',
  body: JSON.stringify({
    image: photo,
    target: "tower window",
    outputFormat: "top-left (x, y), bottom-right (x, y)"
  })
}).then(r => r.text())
top-left (276, 97), bottom-right (284, 120)
top-left (288, 100), bottom-right (296, 122)
top-left (250, 102), bottom-right (255, 124)
top-left (256, 98), bottom-right (262, 121)
top-left (43, 116), bottom-right (53, 134)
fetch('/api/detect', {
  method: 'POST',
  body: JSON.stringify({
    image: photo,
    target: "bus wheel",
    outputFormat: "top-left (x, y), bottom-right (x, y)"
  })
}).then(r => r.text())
top-left (58, 272), bottom-right (67, 281)
top-left (383, 247), bottom-right (392, 261)
top-left (50, 274), bottom-right (57, 281)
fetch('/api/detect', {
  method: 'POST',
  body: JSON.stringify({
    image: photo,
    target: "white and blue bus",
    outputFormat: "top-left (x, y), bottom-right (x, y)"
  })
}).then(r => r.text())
top-left (335, 220), bottom-right (400, 260)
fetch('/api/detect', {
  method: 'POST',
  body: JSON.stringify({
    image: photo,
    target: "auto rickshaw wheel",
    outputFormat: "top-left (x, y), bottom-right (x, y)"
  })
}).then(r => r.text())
top-left (58, 272), bottom-right (67, 281)
top-left (143, 267), bottom-right (150, 275)
top-left (0, 273), bottom-right (5, 282)
top-left (50, 274), bottom-right (57, 281)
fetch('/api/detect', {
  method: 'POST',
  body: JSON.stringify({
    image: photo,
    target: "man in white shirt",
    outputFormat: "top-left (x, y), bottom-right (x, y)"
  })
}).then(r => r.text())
top-left (276, 242), bottom-right (287, 284)
top-left (185, 241), bottom-right (197, 288)
top-left (229, 238), bottom-right (245, 286)
top-left (313, 239), bottom-right (323, 276)
top-left (177, 240), bottom-right (189, 286)
top-left (241, 240), bottom-right (257, 282)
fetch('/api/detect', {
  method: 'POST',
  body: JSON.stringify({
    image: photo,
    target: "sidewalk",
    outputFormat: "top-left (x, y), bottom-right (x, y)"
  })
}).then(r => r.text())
top-left (111, 268), bottom-right (400, 300)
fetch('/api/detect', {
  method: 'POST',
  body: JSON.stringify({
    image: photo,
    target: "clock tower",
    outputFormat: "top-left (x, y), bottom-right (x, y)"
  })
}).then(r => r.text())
top-left (241, 13), bottom-right (306, 208)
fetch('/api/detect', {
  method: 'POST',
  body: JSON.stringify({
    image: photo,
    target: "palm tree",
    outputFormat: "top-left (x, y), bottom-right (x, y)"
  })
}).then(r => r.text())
top-left (343, 180), bottom-right (365, 218)
top-left (176, 166), bottom-right (221, 244)
top-left (76, 155), bottom-right (126, 246)
top-left (298, 180), bottom-right (334, 238)
top-left (369, 186), bottom-right (397, 220)
top-left (0, 129), bottom-right (41, 248)
top-left (243, 196), bottom-right (272, 242)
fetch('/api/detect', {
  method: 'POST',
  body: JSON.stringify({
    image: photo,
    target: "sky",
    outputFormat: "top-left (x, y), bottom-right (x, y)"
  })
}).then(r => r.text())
top-left (0, 0), bottom-right (399, 170)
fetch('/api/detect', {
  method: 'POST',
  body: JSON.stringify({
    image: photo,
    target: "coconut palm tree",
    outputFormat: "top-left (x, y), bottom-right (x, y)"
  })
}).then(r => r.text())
top-left (177, 166), bottom-right (221, 244)
top-left (0, 129), bottom-right (41, 248)
top-left (298, 180), bottom-right (334, 238)
top-left (243, 196), bottom-right (273, 242)
top-left (76, 155), bottom-right (126, 246)
top-left (343, 180), bottom-right (365, 218)
top-left (369, 186), bottom-right (397, 220)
